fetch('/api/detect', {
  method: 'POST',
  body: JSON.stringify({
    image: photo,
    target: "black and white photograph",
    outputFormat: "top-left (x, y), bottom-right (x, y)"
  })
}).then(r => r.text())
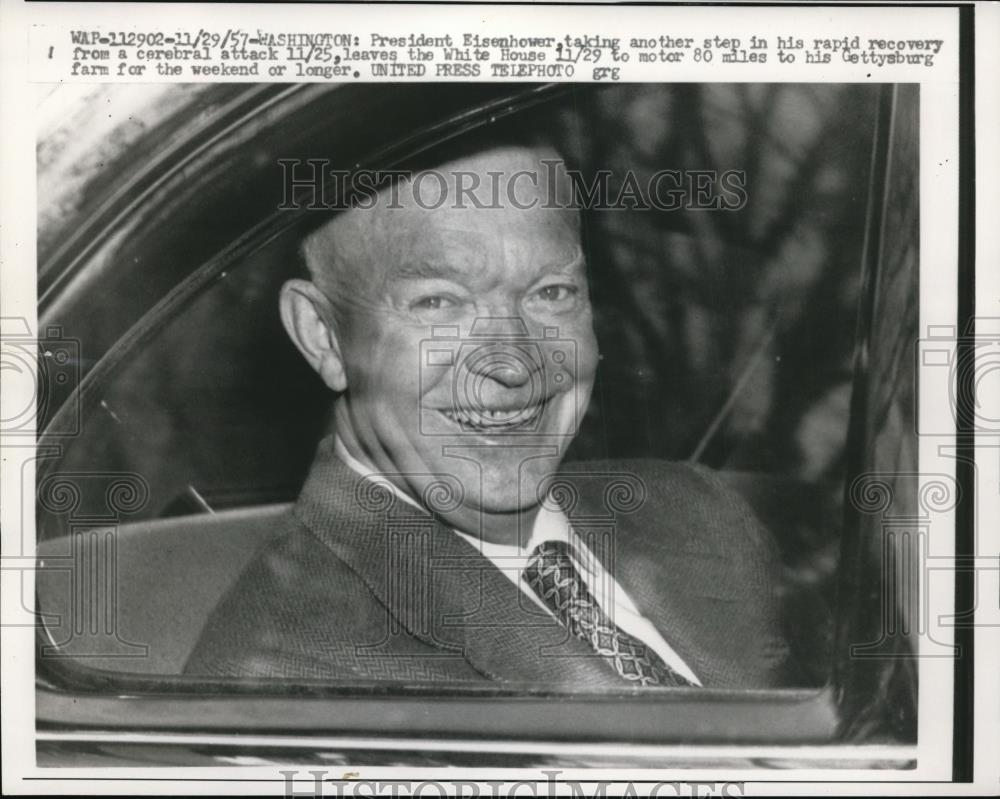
top-left (1, 1), bottom-right (996, 795)
top-left (31, 76), bottom-right (922, 759)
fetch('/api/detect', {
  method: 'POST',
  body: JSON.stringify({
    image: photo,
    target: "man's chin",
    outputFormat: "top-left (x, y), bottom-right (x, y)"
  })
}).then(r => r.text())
top-left (404, 441), bottom-right (567, 514)
top-left (458, 473), bottom-right (555, 514)
top-left (468, 496), bottom-right (541, 515)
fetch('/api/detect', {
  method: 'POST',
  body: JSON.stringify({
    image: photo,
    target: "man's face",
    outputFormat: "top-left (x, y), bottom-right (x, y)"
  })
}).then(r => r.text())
top-left (315, 148), bottom-right (597, 522)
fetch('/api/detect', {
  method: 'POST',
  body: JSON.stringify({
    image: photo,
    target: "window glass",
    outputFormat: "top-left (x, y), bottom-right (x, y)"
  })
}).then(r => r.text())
top-left (37, 85), bottom-right (904, 699)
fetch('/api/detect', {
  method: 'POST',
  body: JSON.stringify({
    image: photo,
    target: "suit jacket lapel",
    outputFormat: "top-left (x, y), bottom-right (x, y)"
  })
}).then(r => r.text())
top-left (293, 438), bottom-right (622, 689)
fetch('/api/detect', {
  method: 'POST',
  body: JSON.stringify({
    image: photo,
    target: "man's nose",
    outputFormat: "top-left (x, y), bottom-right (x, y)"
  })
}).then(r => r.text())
top-left (465, 343), bottom-right (541, 388)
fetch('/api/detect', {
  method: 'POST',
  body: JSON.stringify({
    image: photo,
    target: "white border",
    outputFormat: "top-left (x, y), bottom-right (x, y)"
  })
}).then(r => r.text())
top-left (2, 0), bottom-right (996, 794)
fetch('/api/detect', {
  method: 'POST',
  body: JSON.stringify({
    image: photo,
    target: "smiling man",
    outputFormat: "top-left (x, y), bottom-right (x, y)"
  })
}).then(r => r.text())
top-left (184, 142), bottom-right (794, 689)
top-left (286, 146), bottom-right (596, 545)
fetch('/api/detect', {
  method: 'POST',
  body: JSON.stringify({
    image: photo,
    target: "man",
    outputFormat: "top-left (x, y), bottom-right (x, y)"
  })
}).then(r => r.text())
top-left (185, 143), bottom-right (793, 689)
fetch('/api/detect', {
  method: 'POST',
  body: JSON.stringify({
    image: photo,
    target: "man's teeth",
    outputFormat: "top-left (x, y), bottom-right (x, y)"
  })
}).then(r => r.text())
top-left (440, 404), bottom-right (543, 427)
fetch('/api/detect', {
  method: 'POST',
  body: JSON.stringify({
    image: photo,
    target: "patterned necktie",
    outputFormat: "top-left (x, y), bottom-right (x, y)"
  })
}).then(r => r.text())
top-left (523, 540), bottom-right (694, 687)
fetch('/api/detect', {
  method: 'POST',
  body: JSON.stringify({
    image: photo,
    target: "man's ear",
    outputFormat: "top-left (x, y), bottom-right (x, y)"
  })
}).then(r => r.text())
top-left (279, 279), bottom-right (348, 392)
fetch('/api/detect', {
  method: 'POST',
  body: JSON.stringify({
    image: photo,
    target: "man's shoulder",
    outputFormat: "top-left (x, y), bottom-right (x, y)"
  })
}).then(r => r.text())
top-left (558, 455), bottom-right (738, 500)
top-left (182, 515), bottom-right (382, 678)
top-left (557, 457), bottom-right (776, 559)
top-left (560, 458), bottom-right (792, 686)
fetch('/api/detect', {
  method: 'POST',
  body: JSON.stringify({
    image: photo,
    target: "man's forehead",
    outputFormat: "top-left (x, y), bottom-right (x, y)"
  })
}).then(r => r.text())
top-left (386, 222), bottom-right (584, 280)
top-left (304, 144), bottom-right (580, 285)
top-left (372, 202), bottom-right (581, 276)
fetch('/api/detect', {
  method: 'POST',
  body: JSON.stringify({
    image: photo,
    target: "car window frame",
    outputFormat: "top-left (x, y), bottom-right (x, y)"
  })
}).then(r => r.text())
top-left (34, 81), bottom-right (918, 762)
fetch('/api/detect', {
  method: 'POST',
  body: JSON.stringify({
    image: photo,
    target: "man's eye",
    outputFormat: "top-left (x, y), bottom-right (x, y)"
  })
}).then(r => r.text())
top-left (411, 295), bottom-right (456, 311)
top-left (534, 284), bottom-right (578, 303)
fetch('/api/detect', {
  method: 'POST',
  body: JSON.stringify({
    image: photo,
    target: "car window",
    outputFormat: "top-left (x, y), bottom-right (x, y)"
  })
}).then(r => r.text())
top-left (36, 84), bottom-right (916, 731)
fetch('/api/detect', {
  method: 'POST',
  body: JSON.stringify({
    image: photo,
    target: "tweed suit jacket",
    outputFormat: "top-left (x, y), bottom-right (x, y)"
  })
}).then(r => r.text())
top-left (184, 436), bottom-right (793, 688)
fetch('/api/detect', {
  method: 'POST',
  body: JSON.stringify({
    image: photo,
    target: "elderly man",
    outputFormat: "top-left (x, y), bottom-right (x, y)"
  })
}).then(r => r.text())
top-left (185, 143), bottom-right (792, 688)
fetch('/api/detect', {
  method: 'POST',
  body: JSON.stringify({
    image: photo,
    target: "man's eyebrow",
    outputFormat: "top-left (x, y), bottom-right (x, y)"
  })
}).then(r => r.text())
top-left (388, 249), bottom-right (586, 283)
top-left (390, 261), bottom-right (470, 282)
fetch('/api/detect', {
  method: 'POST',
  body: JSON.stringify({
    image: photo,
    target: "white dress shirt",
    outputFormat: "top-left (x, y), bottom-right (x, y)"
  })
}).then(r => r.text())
top-left (333, 437), bottom-right (701, 685)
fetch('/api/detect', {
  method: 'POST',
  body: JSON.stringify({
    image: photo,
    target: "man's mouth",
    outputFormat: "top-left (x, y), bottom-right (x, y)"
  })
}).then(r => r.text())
top-left (437, 399), bottom-right (548, 432)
